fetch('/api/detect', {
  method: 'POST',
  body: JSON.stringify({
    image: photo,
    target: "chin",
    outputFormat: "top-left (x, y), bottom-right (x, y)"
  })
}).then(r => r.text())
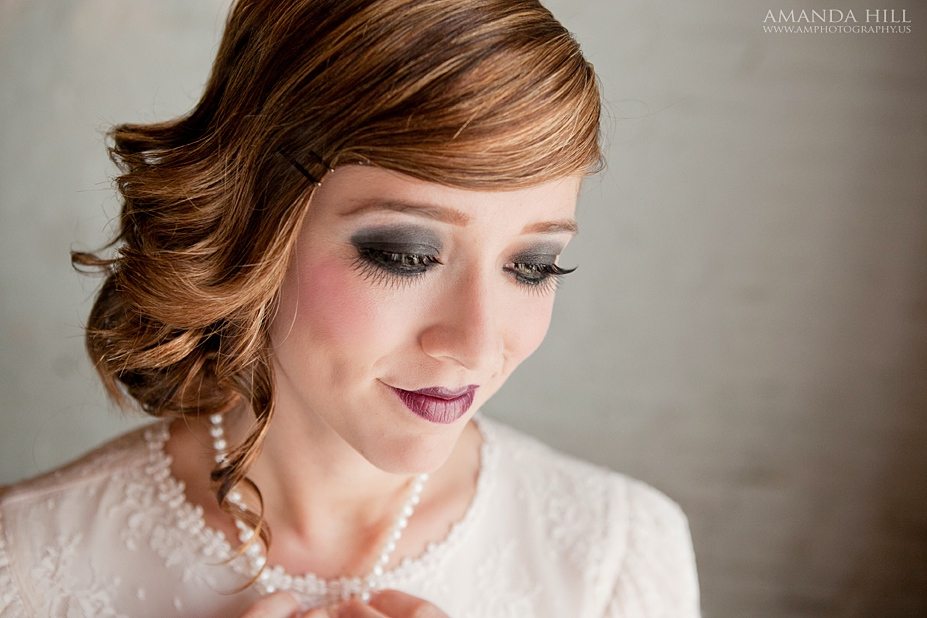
top-left (359, 424), bottom-right (466, 476)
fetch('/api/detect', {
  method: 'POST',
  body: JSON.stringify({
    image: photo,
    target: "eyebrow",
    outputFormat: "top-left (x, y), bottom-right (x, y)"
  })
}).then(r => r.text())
top-left (523, 219), bottom-right (578, 235)
top-left (340, 198), bottom-right (578, 236)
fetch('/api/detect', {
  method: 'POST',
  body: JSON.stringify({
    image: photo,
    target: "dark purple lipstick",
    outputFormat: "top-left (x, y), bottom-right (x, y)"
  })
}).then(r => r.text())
top-left (390, 384), bottom-right (478, 424)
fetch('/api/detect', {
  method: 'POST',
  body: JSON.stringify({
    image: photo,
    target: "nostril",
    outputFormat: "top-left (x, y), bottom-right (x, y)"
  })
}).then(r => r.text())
top-left (419, 325), bottom-right (500, 373)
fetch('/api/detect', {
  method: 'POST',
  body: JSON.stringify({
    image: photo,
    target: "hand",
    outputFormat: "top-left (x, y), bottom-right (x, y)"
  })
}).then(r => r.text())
top-left (238, 589), bottom-right (450, 618)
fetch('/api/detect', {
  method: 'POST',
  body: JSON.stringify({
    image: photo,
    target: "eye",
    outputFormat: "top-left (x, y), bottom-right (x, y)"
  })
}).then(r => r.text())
top-left (352, 247), bottom-right (442, 286)
top-left (504, 261), bottom-right (577, 294)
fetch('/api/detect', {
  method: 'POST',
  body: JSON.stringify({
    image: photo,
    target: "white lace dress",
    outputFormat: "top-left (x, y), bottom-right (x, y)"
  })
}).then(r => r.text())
top-left (0, 414), bottom-right (700, 617)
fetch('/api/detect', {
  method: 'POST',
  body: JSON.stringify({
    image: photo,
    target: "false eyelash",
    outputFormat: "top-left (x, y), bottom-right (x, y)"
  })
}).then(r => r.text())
top-left (351, 248), bottom-right (443, 289)
top-left (503, 262), bottom-right (577, 296)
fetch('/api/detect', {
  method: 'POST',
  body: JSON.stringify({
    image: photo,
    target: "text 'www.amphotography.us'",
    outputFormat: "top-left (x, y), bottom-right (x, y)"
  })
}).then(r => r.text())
top-left (762, 8), bottom-right (912, 34)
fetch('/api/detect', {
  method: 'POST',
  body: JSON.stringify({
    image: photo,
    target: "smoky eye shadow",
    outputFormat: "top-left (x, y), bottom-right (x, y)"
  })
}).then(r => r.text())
top-left (513, 241), bottom-right (566, 264)
top-left (350, 225), bottom-right (443, 254)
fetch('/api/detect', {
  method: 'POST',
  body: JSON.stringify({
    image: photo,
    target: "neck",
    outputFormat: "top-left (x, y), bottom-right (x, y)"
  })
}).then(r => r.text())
top-left (230, 400), bottom-right (419, 536)
top-left (167, 391), bottom-right (483, 577)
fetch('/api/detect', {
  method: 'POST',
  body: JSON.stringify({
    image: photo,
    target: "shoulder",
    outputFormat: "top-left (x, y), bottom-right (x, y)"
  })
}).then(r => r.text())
top-left (0, 422), bottom-right (161, 615)
top-left (479, 414), bottom-right (693, 529)
top-left (480, 414), bottom-right (678, 513)
top-left (1, 420), bottom-right (251, 616)
top-left (477, 415), bottom-right (700, 616)
top-left (1, 422), bottom-right (154, 509)
top-left (478, 413), bottom-right (613, 480)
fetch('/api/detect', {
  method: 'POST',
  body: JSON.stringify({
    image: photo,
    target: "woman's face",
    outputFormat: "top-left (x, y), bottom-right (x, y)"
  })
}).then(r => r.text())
top-left (270, 165), bottom-right (581, 473)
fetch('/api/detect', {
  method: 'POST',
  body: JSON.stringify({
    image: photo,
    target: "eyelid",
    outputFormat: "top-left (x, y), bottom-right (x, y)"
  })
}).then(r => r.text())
top-left (354, 240), bottom-right (441, 254)
top-left (350, 225), bottom-right (443, 253)
top-left (512, 252), bottom-right (558, 262)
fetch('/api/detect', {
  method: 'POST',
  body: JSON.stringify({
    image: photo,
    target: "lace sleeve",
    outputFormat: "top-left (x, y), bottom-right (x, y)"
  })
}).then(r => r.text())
top-left (0, 503), bottom-right (29, 618)
top-left (603, 480), bottom-right (701, 617)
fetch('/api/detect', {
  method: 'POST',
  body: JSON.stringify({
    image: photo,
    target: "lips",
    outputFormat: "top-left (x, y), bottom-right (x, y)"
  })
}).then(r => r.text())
top-left (389, 384), bottom-right (479, 424)
top-left (410, 385), bottom-right (474, 399)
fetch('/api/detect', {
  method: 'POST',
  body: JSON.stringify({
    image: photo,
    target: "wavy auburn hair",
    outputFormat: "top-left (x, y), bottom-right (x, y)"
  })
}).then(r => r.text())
top-left (73, 0), bottom-right (602, 570)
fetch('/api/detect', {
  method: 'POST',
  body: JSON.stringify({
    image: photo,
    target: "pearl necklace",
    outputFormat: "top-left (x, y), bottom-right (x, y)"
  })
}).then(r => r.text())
top-left (208, 413), bottom-right (429, 604)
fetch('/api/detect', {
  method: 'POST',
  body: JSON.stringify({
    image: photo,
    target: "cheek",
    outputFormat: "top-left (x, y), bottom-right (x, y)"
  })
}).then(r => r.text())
top-left (274, 258), bottom-right (377, 352)
top-left (503, 295), bottom-right (556, 364)
top-left (300, 260), bottom-right (371, 343)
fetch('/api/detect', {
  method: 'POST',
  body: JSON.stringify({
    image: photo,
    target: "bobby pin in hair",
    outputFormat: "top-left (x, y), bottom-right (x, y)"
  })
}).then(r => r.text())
top-left (275, 149), bottom-right (334, 186)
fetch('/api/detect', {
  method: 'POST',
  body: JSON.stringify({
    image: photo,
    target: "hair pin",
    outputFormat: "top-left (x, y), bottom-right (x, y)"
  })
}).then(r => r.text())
top-left (276, 149), bottom-right (334, 186)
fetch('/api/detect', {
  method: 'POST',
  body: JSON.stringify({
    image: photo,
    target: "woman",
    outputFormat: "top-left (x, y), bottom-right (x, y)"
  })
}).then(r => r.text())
top-left (0, 0), bottom-right (699, 616)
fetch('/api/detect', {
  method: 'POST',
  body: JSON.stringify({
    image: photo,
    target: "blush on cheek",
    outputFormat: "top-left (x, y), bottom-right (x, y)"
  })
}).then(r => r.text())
top-left (289, 258), bottom-right (377, 346)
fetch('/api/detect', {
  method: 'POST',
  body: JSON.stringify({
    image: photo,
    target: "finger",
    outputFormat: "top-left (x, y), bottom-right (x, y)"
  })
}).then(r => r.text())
top-left (368, 589), bottom-right (449, 618)
top-left (324, 599), bottom-right (388, 618)
top-left (238, 591), bottom-right (301, 618)
top-left (300, 606), bottom-right (340, 618)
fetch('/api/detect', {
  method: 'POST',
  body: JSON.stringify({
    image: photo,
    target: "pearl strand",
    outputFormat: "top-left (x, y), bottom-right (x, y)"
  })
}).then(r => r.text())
top-left (208, 413), bottom-right (429, 603)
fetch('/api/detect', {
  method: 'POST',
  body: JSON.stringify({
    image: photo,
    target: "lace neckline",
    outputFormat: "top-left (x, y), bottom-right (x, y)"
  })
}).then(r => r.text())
top-left (140, 413), bottom-right (497, 594)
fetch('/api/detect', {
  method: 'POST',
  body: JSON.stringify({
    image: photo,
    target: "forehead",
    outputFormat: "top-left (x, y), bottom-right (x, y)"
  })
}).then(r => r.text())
top-left (311, 165), bottom-right (581, 234)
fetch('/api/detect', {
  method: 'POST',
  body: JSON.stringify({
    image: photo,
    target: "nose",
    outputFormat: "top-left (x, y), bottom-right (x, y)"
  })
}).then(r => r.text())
top-left (418, 266), bottom-right (504, 375)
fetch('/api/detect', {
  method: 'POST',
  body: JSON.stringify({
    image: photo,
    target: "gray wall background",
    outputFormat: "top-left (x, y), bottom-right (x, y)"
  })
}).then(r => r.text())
top-left (1, 1), bottom-right (924, 616)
